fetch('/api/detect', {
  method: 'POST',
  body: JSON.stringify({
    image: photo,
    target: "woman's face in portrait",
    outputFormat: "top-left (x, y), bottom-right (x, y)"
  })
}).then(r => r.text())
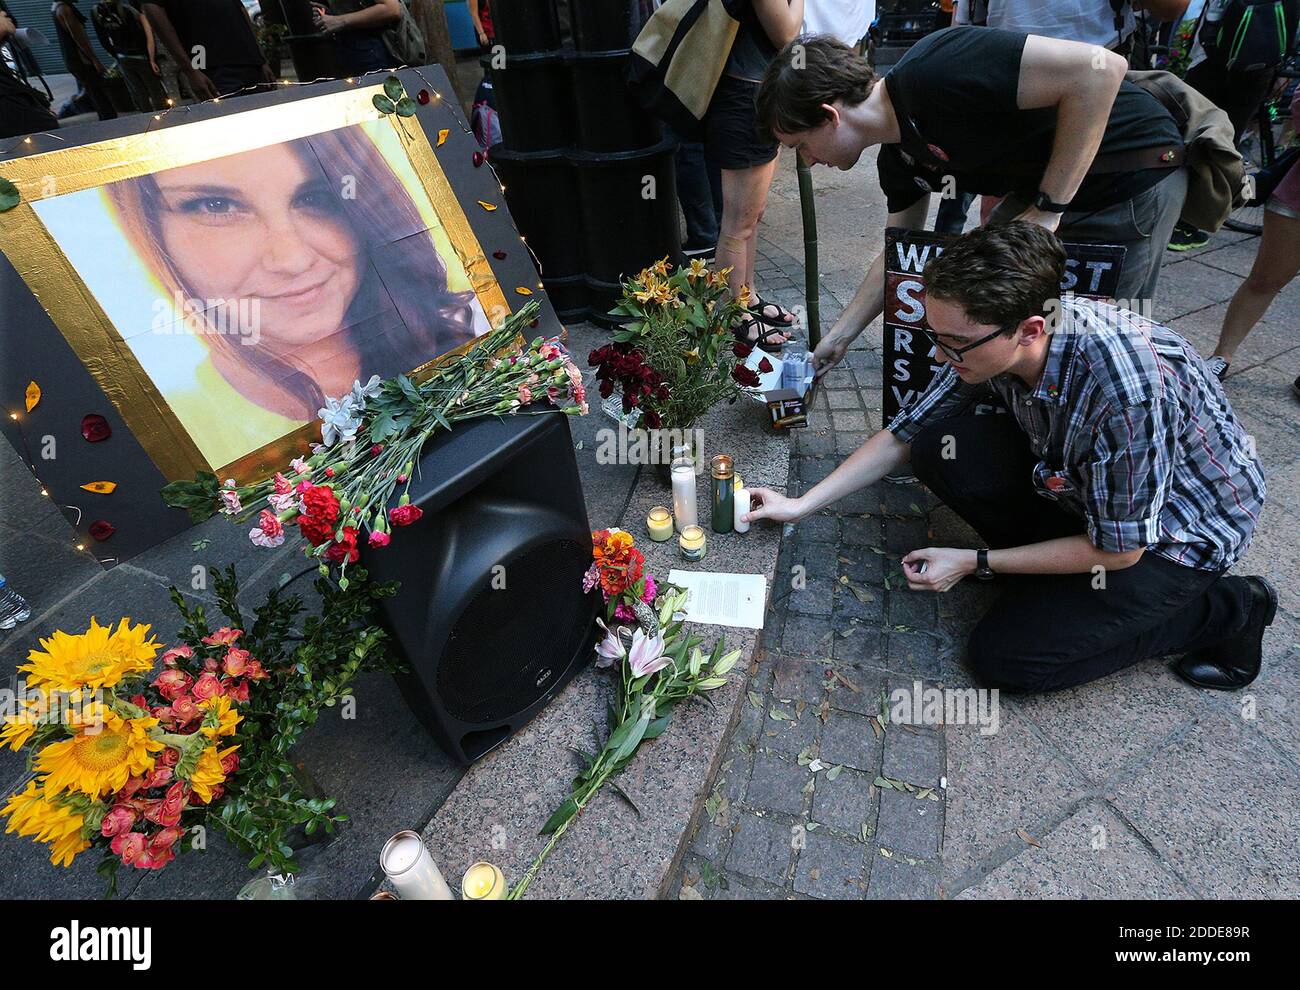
top-left (154, 143), bottom-right (362, 353)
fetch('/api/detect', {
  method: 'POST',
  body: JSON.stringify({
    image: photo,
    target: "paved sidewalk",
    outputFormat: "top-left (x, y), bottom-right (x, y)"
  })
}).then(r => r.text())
top-left (676, 150), bottom-right (1300, 900)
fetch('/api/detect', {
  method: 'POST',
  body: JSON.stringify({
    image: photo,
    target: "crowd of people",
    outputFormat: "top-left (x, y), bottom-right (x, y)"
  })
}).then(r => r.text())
top-left (0, 0), bottom-right (1292, 696)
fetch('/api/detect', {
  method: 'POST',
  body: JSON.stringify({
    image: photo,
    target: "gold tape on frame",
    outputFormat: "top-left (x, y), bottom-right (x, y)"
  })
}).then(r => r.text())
top-left (0, 84), bottom-right (511, 483)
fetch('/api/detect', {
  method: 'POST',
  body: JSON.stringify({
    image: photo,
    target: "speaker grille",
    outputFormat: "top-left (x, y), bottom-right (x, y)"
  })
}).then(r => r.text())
top-left (437, 539), bottom-right (594, 723)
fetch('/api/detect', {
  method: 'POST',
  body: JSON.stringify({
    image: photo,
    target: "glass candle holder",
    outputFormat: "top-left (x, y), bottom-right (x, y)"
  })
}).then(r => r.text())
top-left (679, 524), bottom-right (706, 561)
top-left (461, 861), bottom-right (507, 900)
top-left (646, 506), bottom-right (673, 542)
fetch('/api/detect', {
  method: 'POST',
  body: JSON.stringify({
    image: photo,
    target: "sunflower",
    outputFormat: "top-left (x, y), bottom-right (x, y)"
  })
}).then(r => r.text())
top-left (188, 744), bottom-right (238, 804)
top-left (0, 698), bottom-right (45, 752)
top-left (1, 780), bottom-right (92, 867)
top-left (36, 705), bottom-right (163, 799)
top-left (20, 617), bottom-right (159, 696)
top-left (198, 695), bottom-right (241, 740)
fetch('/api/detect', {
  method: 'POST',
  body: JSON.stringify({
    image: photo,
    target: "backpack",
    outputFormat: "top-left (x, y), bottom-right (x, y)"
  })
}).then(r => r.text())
top-left (382, 0), bottom-right (426, 66)
top-left (1127, 70), bottom-right (1247, 231)
top-left (1200, 0), bottom-right (1300, 72)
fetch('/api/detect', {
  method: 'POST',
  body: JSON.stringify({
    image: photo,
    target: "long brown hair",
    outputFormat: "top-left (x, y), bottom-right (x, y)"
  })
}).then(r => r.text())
top-left (105, 125), bottom-right (478, 416)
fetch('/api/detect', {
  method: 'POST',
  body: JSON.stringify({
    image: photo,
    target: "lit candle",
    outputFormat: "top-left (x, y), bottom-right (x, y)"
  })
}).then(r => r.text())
top-left (461, 861), bottom-right (506, 900)
top-left (733, 487), bottom-right (751, 534)
top-left (379, 831), bottom-right (454, 900)
top-left (679, 524), bottom-right (706, 562)
top-left (646, 506), bottom-right (673, 542)
top-left (671, 462), bottom-right (698, 531)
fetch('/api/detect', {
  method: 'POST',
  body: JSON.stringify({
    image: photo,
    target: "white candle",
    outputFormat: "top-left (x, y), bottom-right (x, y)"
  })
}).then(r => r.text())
top-left (671, 462), bottom-right (698, 531)
top-left (379, 831), bottom-right (454, 900)
top-left (733, 487), bottom-right (751, 534)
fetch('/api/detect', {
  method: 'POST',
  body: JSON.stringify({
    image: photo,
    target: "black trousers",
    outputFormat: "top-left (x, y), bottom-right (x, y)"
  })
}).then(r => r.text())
top-left (910, 415), bottom-right (1252, 692)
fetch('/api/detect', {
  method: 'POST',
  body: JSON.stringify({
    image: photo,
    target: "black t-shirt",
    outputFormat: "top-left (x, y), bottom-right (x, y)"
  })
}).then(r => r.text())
top-left (153, 0), bottom-right (262, 68)
top-left (877, 27), bottom-right (1183, 214)
top-left (91, 2), bottom-right (149, 59)
top-left (0, 62), bottom-right (58, 139)
top-left (724, 0), bottom-right (778, 83)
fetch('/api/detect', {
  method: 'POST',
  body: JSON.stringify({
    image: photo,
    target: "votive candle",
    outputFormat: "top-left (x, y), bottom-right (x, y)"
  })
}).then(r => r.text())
top-left (733, 487), bottom-right (751, 534)
top-left (679, 524), bottom-right (706, 561)
top-left (379, 831), bottom-right (454, 900)
top-left (461, 861), bottom-right (506, 900)
top-left (671, 462), bottom-right (698, 531)
top-left (646, 505), bottom-right (673, 542)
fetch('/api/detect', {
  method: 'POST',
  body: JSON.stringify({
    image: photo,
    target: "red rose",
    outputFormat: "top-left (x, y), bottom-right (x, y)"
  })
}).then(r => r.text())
top-left (191, 672), bottom-right (222, 701)
top-left (389, 504), bottom-right (423, 527)
top-left (225, 680), bottom-right (250, 703)
top-left (152, 669), bottom-right (190, 701)
top-left (220, 750), bottom-right (241, 775)
top-left (325, 526), bottom-right (361, 563)
top-left (733, 341), bottom-right (753, 359)
top-left (111, 832), bottom-right (146, 866)
top-left (732, 365), bottom-right (760, 387)
top-left (222, 647), bottom-right (250, 678)
top-left (758, 357), bottom-right (773, 374)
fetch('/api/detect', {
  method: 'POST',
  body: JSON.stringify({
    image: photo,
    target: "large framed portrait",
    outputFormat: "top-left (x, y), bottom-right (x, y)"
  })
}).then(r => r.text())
top-left (0, 67), bottom-right (545, 563)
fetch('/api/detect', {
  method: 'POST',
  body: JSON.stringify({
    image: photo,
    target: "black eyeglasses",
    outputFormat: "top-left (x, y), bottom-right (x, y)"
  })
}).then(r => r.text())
top-left (922, 324), bottom-right (1013, 364)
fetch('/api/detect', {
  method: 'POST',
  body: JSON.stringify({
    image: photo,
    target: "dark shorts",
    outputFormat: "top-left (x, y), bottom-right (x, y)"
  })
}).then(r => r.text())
top-left (704, 74), bottom-right (778, 171)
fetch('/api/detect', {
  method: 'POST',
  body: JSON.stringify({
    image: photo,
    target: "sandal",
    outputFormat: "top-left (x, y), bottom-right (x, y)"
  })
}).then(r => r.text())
top-left (735, 313), bottom-right (788, 354)
top-left (748, 293), bottom-right (796, 328)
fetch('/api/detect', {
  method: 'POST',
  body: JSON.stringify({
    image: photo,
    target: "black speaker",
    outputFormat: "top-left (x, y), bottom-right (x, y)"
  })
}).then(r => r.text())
top-left (362, 410), bottom-right (600, 764)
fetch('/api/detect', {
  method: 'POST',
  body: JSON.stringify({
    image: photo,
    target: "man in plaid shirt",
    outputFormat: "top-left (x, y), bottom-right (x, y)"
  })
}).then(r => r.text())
top-left (745, 223), bottom-right (1274, 692)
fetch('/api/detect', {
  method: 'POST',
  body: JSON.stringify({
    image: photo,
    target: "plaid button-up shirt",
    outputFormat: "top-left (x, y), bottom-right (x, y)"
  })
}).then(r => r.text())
top-left (887, 297), bottom-right (1266, 571)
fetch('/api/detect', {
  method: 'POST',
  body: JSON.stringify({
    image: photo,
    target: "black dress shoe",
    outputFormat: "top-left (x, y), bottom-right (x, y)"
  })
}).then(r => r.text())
top-left (1175, 576), bottom-right (1277, 690)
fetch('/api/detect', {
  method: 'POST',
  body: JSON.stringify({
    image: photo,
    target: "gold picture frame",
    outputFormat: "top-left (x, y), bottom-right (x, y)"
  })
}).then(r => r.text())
top-left (0, 84), bottom-right (510, 483)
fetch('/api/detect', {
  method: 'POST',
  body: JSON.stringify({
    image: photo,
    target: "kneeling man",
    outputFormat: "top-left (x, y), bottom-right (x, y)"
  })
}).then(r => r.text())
top-left (746, 223), bottom-right (1274, 693)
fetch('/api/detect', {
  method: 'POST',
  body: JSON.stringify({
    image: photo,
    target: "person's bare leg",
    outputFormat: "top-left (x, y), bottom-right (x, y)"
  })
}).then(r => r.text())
top-left (718, 157), bottom-right (788, 344)
top-left (1215, 209), bottom-right (1300, 363)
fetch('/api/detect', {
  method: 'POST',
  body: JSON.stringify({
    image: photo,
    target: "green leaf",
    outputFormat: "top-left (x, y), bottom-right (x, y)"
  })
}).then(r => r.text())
top-left (372, 93), bottom-right (396, 115)
top-left (383, 74), bottom-right (404, 102)
top-left (0, 177), bottom-right (20, 212)
top-left (395, 97), bottom-right (419, 117)
top-left (642, 714), bottom-right (672, 741)
top-left (539, 796), bottom-right (578, 835)
top-left (610, 714), bottom-right (651, 767)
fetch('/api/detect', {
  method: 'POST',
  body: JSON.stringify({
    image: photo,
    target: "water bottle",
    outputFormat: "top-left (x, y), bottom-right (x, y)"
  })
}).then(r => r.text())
top-left (0, 573), bottom-right (31, 630)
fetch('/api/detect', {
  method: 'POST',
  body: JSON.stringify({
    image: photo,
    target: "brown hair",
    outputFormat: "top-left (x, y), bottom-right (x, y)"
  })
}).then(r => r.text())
top-left (924, 223), bottom-right (1067, 330)
top-left (105, 126), bottom-right (477, 417)
top-left (755, 34), bottom-right (877, 138)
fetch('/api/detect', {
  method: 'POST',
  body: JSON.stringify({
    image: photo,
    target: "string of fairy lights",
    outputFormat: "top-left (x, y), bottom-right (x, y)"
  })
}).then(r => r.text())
top-left (3, 63), bottom-right (551, 563)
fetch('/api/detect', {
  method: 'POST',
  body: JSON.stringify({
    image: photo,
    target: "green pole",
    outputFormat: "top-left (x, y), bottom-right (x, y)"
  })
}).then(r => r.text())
top-left (796, 156), bottom-right (821, 349)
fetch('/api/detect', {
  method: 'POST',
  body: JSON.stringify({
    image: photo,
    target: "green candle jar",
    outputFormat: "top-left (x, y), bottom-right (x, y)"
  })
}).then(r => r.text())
top-left (711, 455), bottom-right (734, 534)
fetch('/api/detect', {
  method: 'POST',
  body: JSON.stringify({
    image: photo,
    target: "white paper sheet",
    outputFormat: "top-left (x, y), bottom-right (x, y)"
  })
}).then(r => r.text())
top-left (667, 570), bottom-right (768, 630)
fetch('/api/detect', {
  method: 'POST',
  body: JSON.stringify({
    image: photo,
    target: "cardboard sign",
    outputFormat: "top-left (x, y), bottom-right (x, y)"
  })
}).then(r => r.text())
top-left (882, 228), bottom-right (1126, 422)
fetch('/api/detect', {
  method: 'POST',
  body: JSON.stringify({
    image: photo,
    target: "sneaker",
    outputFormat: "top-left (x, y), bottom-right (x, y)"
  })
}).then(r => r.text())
top-left (1167, 223), bottom-right (1209, 252)
top-left (1174, 576), bottom-right (1276, 690)
top-left (1206, 355), bottom-right (1230, 380)
top-left (683, 242), bottom-right (716, 262)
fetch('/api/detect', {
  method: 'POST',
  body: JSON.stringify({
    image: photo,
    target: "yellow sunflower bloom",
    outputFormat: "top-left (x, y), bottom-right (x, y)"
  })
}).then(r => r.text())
top-left (1, 780), bottom-right (91, 867)
top-left (0, 698), bottom-right (45, 752)
top-left (198, 695), bottom-right (241, 740)
top-left (189, 744), bottom-right (238, 804)
top-left (36, 706), bottom-right (162, 799)
top-left (20, 617), bottom-right (158, 696)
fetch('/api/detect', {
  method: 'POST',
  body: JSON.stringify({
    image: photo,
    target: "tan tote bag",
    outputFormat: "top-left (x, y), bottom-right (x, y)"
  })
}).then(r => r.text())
top-left (628, 0), bottom-right (744, 139)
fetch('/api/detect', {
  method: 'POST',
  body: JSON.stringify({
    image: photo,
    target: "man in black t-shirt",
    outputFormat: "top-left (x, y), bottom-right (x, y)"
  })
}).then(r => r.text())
top-left (755, 28), bottom-right (1189, 377)
top-left (0, 10), bottom-right (59, 138)
top-left (142, 0), bottom-right (272, 100)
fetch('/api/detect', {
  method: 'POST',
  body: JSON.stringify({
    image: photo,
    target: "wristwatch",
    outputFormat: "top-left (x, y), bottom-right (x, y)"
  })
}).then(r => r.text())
top-left (975, 548), bottom-right (995, 581)
top-left (1032, 190), bottom-right (1071, 214)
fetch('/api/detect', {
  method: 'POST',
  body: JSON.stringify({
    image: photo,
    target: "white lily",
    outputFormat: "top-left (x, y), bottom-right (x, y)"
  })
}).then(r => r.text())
top-left (627, 628), bottom-right (670, 678)
top-left (593, 618), bottom-right (625, 669)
